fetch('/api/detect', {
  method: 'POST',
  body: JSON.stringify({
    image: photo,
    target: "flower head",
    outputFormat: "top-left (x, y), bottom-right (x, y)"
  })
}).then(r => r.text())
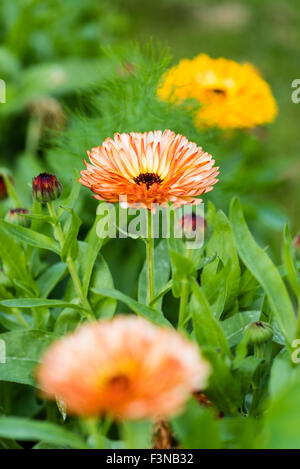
top-left (79, 130), bottom-right (219, 210)
top-left (32, 173), bottom-right (63, 203)
top-left (5, 208), bottom-right (30, 227)
top-left (158, 54), bottom-right (278, 129)
top-left (36, 316), bottom-right (210, 419)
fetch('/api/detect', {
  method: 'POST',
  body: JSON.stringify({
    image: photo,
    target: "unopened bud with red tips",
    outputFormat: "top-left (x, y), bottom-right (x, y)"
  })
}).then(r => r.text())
top-left (179, 212), bottom-right (207, 239)
top-left (0, 174), bottom-right (7, 200)
top-left (0, 174), bottom-right (13, 200)
top-left (32, 173), bottom-right (63, 203)
top-left (244, 321), bottom-right (273, 346)
top-left (5, 208), bottom-right (30, 227)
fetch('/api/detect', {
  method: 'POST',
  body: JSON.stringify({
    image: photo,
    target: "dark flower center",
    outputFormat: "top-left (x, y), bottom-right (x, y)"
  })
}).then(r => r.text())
top-left (108, 374), bottom-right (130, 391)
top-left (134, 172), bottom-right (162, 189)
top-left (255, 321), bottom-right (265, 328)
top-left (212, 88), bottom-right (226, 95)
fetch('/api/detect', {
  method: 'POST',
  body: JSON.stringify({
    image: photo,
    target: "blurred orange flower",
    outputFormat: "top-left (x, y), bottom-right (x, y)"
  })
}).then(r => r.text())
top-left (36, 316), bottom-right (210, 419)
top-left (79, 130), bottom-right (219, 210)
top-left (158, 54), bottom-right (278, 129)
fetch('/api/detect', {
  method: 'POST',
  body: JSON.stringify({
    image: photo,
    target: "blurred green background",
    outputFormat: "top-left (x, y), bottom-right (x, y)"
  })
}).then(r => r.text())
top-left (124, 0), bottom-right (300, 225)
top-left (0, 0), bottom-right (299, 297)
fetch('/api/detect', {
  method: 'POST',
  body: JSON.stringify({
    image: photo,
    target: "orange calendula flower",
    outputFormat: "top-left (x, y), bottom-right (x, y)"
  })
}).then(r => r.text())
top-left (79, 130), bottom-right (219, 210)
top-left (36, 316), bottom-right (210, 419)
top-left (158, 54), bottom-right (278, 129)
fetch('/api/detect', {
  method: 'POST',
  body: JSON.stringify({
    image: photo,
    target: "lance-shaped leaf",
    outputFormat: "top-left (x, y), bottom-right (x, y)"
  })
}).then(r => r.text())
top-left (0, 221), bottom-right (60, 254)
top-left (190, 278), bottom-right (231, 357)
top-left (91, 288), bottom-right (171, 327)
top-left (0, 330), bottom-right (56, 385)
top-left (230, 198), bottom-right (296, 346)
top-left (0, 418), bottom-right (87, 449)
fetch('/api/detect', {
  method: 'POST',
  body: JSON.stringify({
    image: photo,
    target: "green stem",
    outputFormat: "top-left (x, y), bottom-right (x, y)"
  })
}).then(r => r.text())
top-left (178, 249), bottom-right (192, 330)
top-left (146, 210), bottom-right (155, 306)
top-left (83, 418), bottom-right (103, 449)
top-left (47, 201), bottom-right (94, 321)
top-left (12, 307), bottom-right (30, 329)
top-left (254, 343), bottom-right (263, 360)
top-left (178, 279), bottom-right (189, 330)
top-left (250, 344), bottom-right (264, 416)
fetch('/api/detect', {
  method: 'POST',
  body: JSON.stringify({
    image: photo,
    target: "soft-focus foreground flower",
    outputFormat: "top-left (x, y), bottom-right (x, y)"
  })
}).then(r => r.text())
top-left (36, 316), bottom-right (210, 419)
top-left (79, 130), bottom-right (219, 210)
top-left (32, 173), bottom-right (63, 203)
top-left (158, 54), bottom-right (278, 129)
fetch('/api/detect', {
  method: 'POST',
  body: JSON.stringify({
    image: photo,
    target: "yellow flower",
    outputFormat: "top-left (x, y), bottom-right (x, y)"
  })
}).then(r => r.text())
top-left (158, 54), bottom-right (278, 129)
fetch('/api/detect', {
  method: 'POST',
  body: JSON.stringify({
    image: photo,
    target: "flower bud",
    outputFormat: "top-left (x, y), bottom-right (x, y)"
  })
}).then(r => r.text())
top-left (0, 174), bottom-right (12, 200)
top-left (244, 321), bottom-right (273, 346)
top-left (32, 173), bottom-right (63, 203)
top-left (178, 212), bottom-right (207, 242)
top-left (293, 232), bottom-right (300, 259)
top-left (5, 208), bottom-right (30, 227)
top-left (0, 175), bottom-right (7, 200)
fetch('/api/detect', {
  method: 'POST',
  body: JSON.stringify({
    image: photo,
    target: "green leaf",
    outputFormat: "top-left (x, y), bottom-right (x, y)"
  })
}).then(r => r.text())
top-left (219, 416), bottom-right (262, 449)
top-left (190, 278), bottom-right (231, 357)
top-left (172, 398), bottom-right (222, 449)
top-left (269, 349), bottom-right (298, 399)
top-left (81, 217), bottom-right (105, 297)
top-left (0, 330), bottom-right (56, 385)
top-left (0, 438), bottom-right (23, 449)
top-left (0, 226), bottom-right (30, 284)
top-left (20, 213), bottom-right (55, 224)
top-left (91, 288), bottom-right (171, 327)
top-left (0, 298), bottom-right (88, 314)
top-left (230, 198), bottom-right (296, 346)
top-left (202, 210), bottom-right (240, 313)
top-left (282, 224), bottom-right (300, 300)
top-left (0, 418), bottom-right (87, 449)
top-left (168, 241), bottom-right (196, 298)
top-left (0, 221), bottom-right (60, 254)
top-left (262, 369), bottom-right (300, 449)
top-left (121, 421), bottom-right (152, 449)
top-left (202, 348), bottom-right (242, 415)
top-left (88, 256), bottom-right (117, 320)
top-left (220, 311), bottom-right (261, 347)
top-left (54, 306), bottom-right (82, 336)
top-left (37, 262), bottom-right (67, 298)
top-left (58, 169), bottom-right (81, 215)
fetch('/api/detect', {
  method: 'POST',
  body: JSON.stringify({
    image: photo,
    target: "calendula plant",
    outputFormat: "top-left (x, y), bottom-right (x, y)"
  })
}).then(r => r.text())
top-left (0, 147), bottom-right (299, 448)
